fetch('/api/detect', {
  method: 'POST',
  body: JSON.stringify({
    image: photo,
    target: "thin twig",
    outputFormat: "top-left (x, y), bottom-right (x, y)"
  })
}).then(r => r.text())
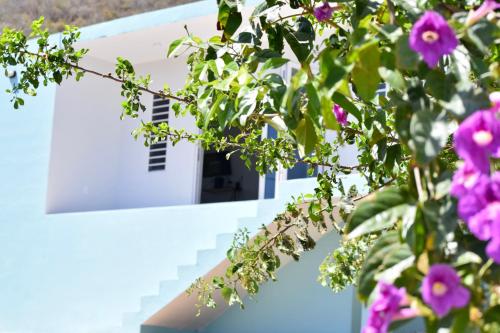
top-left (23, 50), bottom-right (191, 104)
top-left (387, 0), bottom-right (396, 25)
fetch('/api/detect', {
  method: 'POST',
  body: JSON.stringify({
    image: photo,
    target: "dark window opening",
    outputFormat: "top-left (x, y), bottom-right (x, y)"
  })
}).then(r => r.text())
top-left (200, 128), bottom-right (259, 203)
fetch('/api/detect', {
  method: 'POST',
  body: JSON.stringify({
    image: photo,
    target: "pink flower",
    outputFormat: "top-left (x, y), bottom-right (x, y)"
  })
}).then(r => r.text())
top-left (468, 201), bottom-right (499, 241)
top-left (333, 104), bottom-right (348, 126)
top-left (450, 162), bottom-right (487, 198)
top-left (486, 235), bottom-right (500, 263)
top-left (454, 110), bottom-right (500, 173)
top-left (422, 264), bottom-right (470, 317)
top-left (455, 172), bottom-right (500, 254)
top-left (409, 11), bottom-right (458, 68)
top-left (313, 2), bottom-right (333, 22)
top-left (362, 282), bottom-right (407, 333)
top-left (466, 0), bottom-right (500, 26)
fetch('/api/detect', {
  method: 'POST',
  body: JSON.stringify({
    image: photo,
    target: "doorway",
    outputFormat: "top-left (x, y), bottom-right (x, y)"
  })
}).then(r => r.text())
top-left (199, 129), bottom-right (260, 204)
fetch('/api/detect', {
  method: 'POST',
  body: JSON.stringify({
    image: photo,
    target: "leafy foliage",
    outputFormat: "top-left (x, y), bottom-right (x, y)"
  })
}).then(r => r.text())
top-left (1, 0), bottom-right (499, 331)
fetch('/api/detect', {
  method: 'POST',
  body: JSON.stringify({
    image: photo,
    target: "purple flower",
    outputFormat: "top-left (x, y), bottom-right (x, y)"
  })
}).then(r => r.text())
top-left (491, 92), bottom-right (500, 156)
top-left (422, 264), bottom-right (470, 318)
top-left (314, 2), bottom-right (333, 22)
top-left (456, 171), bottom-right (491, 221)
top-left (409, 11), bottom-right (458, 68)
top-left (333, 104), bottom-right (348, 126)
top-left (451, 162), bottom-right (486, 198)
top-left (362, 282), bottom-right (406, 333)
top-left (491, 172), bottom-right (500, 198)
top-left (491, 92), bottom-right (500, 157)
top-left (457, 172), bottom-right (500, 258)
top-left (466, 0), bottom-right (500, 26)
top-left (486, 194), bottom-right (500, 264)
top-left (468, 201), bottom-right (498, 240)
top-left (486, 233), bottom-right (500, 263)
top-left (454, 110), bottom-right (500, 173)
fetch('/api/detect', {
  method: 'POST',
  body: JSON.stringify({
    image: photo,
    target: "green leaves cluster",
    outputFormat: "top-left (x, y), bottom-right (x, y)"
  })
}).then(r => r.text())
top-left (0, 17), bottom-right (87, 108)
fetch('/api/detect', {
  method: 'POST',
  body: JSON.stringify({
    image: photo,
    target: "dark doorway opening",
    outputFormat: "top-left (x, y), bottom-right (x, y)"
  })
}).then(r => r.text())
top-left (200, 129), bottom-right (259, 204)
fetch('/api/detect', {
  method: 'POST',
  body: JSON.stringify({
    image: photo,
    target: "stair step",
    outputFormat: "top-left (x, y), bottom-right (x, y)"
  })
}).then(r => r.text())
top-left (120, 227), bottom-right (262, 332)
top-left (140, 295), bottom-right (166, 314)
top-left (122, 312), bottom-right (142, 330)
top-left (158, 279), bottom-right (184, 297)
top-left (215, 232), bottom-right (235, 247)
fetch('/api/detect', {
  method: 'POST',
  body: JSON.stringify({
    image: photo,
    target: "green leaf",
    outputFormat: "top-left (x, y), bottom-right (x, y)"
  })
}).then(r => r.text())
top-left (224, 11), bottom-right (242, 39)
top-left (320, 50), bottom-right (351, 90)
top-left (264, 73), bottom-right (286, 109)
top-left (221, 287), bottom-right (233, 302)
top-left (455, 252), bottom-right (483, 267)
top-left (408, 110), bottom-right (449, 164)
top-left (284, 71), bottom-right (308, 130)
top-left (236, 86), bottom-right (258, 116)
top-left (197, 86), bottom-right (213, 115)
top-left (425, 70), bottom-right (455, 101)
top-left (384, 144), bottom-right (402, 175)
top-left (260, 57), bottom-right (289, 74)
top-left (218, 99), bottom-right (235, 129)
top-left (390, 0), bottom-right (420, 16)
top-left (352, 42), bottom-right (381, 101)
top-left (346, 187), bottom-right (415, 239)
top-left (379, 67), bottom-right (405, 92)
top-left (395, 35), bottom-right (419, 71)
top-left (204, 94), bottom-right (226, 129)
top-left (283, 17), bottom-right (314, 63)
top-left (484, 305), bottom-right (500, 325)
top-left (374, 245), bottom-right (414, 283)
top-left (357, 231), bottom-right (410, 300)
top-left (442, 87), bottom-right (490, 119)
top-left (450, 307), bottom-right (473, 333)
top-left (466, 20), bottom-right (496, 55)
top-left (295, 116), bottom-right (317, 157)
top-left (308, 201), bottom-right (322, 222)
top-left (321, 95), bottom-right (339, 130)
top-left (422, 199), bottom-right (458, 250)
top-left (267, 25), bottom-right (285, 54)
top-left (393, 98), bottom-right (412, 143)
top-left (229, 290), bottom-right (243, 307)
top-left (218, 3), bottom-right (242, 40)
top-left (52, 70), bottom-right (62, 84)
top-left (332, 92), bottom-right (362, 122)
top-left (305, 83), bottom-right (321, 128)
top-left (167, 37), bottom-right (187, 57)
top-left (404, 207), bottom-right (426, 257)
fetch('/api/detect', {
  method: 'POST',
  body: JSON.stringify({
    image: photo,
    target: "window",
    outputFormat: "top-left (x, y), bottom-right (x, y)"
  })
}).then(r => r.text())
top-left (148, 96), bottom-right (169, 172)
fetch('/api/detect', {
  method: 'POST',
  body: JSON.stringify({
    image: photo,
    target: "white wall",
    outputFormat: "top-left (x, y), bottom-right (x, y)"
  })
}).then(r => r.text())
top-left (115, 57), bottom-right (200, 209)
top-left (46, 56), bottom-right (200, 213)
top-left (47, 56), bottom-right (123, 213)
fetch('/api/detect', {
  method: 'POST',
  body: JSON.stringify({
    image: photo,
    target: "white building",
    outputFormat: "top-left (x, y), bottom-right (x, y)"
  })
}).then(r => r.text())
top-left (0, 1), bottom-right (400, 333)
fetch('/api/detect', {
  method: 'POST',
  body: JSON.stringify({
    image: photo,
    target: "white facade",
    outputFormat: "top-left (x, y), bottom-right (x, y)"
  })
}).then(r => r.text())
top-left (47, 56), bottom-right (201, 213)
top-left (0, 3), bottom-right (382, 333)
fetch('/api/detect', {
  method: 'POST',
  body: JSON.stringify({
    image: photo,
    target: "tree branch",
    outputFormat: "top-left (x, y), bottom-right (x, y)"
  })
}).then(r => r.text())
top-left (22, 50), bottom-right (191, 104)
top-left (387, 0), bottom-right (396, 25)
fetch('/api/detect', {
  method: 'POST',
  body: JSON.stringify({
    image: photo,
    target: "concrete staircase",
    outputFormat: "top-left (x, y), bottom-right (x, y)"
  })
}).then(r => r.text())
top-left (116, 200), bottom-right (282, 333)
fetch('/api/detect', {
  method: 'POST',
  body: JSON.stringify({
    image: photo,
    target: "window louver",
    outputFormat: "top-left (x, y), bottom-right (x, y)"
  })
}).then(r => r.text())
top-left (148, 96), bottom-right (169, 172)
